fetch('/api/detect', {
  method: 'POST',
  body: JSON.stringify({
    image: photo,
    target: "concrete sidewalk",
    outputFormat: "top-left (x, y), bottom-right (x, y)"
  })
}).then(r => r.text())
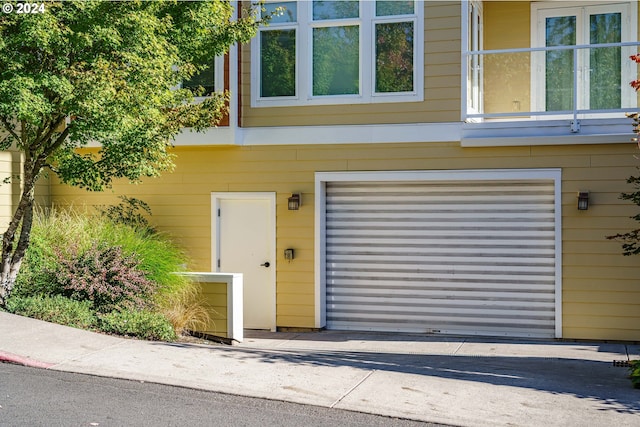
top-left (1, 311), bottom-right (639, 427)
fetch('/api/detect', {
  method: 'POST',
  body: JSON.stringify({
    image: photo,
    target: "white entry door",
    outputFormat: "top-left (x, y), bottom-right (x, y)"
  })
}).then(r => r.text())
top-left (212, 193), bottom-right (276, 330)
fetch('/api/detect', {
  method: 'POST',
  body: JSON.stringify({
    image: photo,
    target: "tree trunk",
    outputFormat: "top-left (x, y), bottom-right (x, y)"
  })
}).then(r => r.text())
top-left (0, 157), bottom-right (39, 307)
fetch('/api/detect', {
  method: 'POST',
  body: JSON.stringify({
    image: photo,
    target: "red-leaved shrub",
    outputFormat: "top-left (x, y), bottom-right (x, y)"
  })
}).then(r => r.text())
top-left (51, 242), bottom-right (157, 313)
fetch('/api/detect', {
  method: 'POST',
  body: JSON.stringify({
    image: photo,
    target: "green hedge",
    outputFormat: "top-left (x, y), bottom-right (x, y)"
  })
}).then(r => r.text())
top-left (7, 295), bottom-right (96, 329)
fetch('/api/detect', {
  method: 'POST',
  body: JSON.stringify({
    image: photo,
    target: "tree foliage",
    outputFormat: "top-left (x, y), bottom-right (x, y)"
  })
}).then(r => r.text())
top-left (607, 54), bottom-right (640, 255)
top-left (0, 0), bottom-right (261, 305)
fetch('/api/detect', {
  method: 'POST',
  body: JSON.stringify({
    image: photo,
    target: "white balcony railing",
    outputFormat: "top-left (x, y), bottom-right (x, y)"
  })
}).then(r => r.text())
top-left (463, 41), bottom-right (640, 125)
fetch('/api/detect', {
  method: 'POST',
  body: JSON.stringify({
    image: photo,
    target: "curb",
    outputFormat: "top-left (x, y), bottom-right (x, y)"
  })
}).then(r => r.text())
top-left (0, 351), bottom-right (54, 369)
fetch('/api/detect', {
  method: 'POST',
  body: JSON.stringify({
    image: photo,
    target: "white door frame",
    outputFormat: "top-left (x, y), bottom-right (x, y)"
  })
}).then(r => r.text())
top-left (211, 192), bottom-right (277, 331)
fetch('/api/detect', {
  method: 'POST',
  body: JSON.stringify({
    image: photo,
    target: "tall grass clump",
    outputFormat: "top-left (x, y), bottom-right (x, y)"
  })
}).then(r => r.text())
top-left (10, 205), bottom-right (210, 340)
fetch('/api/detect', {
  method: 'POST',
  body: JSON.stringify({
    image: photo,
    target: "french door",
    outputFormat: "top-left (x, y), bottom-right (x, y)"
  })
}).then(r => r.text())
top-left (533, 2), bottom-right (635, 113)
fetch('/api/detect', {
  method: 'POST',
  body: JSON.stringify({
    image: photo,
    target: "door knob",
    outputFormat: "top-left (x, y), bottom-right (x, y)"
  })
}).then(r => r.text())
top-left (260, 262), bottom-right (270, 267)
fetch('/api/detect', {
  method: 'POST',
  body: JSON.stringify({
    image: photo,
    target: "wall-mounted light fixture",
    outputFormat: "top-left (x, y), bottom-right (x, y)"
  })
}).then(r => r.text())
top-left (288, 193), bottom-right (301, 210)
top-left (577, 191), bottom-right (589, 211)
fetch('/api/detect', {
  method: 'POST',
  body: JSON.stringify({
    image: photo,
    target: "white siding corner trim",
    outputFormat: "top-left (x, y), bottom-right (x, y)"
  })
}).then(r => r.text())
top-left (315, 169), bottom-right (563, 338)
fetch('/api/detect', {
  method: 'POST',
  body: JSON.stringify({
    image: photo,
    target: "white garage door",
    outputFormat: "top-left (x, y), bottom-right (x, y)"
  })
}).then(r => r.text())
top-left (324, 173), bottom-right (560, 338)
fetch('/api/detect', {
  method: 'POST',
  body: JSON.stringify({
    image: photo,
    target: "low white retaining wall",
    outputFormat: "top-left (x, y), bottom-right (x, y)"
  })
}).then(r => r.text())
top-left (180, 272), bottom-right (243, 343)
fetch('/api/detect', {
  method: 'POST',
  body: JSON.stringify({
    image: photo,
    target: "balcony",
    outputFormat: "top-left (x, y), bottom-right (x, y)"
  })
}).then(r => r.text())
top-left (462, 42), bottom-right (640, 146)
top-left (461, 0), bottom-right (639, 146)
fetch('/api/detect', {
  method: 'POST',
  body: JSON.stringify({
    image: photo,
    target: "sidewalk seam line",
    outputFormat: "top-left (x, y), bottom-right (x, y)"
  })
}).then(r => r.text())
top-left (273, 333), bottom-right (301, 348)
top-left (452, 339), bottom-right (466, 355)
top-left (329, 370), bottom-right (375, 409)
top-left (49, 339), bottom-right (130, 369)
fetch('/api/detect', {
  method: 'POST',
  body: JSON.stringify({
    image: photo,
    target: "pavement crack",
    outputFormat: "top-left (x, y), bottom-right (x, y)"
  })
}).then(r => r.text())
top-left (329, 369), bottom-right (375, 409)
top-left (452, 339), bottom-right (467, 356)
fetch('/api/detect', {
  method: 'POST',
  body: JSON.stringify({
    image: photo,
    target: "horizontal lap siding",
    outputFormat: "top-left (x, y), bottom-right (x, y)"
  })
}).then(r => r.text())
top-left (325, 180), bottom-right (557, 338)
top-left (49, 142), bottom-right (640, 340)
top-left (0, 149), bottom-right (49, 231)
top-left (196, 281), bottom-right (228, 337)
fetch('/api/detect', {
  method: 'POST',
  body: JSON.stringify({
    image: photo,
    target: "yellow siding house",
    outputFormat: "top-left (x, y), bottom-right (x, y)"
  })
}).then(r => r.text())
top-left (50, 1), bottom-right (640, 341)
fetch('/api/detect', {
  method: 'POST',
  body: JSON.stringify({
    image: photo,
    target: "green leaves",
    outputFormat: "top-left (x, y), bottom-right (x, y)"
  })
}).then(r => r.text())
top-left (0, 0), bottom-right (260, 191)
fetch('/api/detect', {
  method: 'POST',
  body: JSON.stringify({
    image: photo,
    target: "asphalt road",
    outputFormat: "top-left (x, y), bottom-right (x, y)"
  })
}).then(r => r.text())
top-left (0, 363), bottom-right (443, 427)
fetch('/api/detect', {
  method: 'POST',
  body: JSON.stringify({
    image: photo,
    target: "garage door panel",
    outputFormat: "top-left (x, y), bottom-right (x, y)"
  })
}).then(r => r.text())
top-left (326, 236), bottom-right (555, 252)
top-left (327, 320), bottom-right (556, 336)
top-left (328, 254), bottom-right (554, 265)
top-left (327, 228), bottom-right (555, 237)
top-left (329, 270), bottom-right (555, 281)
top-left (325, 178), bottom-right (558, 338)
top-left (327, 279), bottom-right (556, 293)
top-left (327, 261), bottom-right (556, 274)
top-left (328, 297), bottom-right (555, 310)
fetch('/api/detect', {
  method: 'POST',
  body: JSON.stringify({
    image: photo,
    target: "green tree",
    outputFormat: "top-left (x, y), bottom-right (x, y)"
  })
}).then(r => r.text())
top-left (0, 0), bottom-right (260, 306)
top-left (607, 54), bottom-right (640, 254)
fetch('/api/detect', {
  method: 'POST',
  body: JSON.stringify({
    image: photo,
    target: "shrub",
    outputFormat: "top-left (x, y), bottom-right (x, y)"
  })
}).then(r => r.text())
top-left (98, 310), bottom-right (177, 341)
top-left (13, 206), bottom-right (208, 340)
top-left (97, 196), bottom-right (155, 235)
top-left (159, 282), bottom-right (212, 336)
top-left (13, 222), bottom-right (60, 298)
top-left (6, 295), bottom-right (96, 329)
top-left (51, 242), bottom-right (158, 313)
top-left (630, 360), bottom-right (640, 389)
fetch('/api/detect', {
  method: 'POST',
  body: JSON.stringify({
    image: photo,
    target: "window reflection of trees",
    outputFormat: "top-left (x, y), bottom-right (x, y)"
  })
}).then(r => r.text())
top-left (261, 30), bottom-right (296, 98)
top-left (313, 26), bottom-right (359, 96)
top-left (376, 22), bottom-right (414, 93)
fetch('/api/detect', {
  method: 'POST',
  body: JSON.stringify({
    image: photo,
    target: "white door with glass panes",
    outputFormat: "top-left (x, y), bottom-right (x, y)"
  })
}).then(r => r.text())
top-left (532, 2), bottom-right (636, 114)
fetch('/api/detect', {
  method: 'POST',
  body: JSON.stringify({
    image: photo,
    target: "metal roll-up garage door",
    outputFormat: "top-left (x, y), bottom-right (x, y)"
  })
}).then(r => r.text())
top-left (325, 178), bottom-right (558, 338)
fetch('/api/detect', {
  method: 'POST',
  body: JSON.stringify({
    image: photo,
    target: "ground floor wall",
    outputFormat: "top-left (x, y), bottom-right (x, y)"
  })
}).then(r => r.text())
top-left (49, 141), bottom-right (640, 341)
top-left (0, 148), bottom-right (50, 231)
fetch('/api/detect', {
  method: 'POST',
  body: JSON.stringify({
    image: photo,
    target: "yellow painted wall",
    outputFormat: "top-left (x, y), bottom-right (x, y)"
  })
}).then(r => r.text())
top-left (0, 147), bottom-right (50, 232)
top-left (240, 1), bottom-right (461, 127)
top-left (0, 149), bottom-right (20, 231)
top-left (195, 281), bottom-right (228, 338)
top-left (483, 1), bottom-right (531, 114)
top-left (50, 141), bottom-right (640, 341)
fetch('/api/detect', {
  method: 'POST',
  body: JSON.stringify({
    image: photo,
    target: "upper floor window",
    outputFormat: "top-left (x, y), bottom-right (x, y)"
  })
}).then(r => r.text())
top-left (182, 56), bottom-right (224, 98)
top-left (252, 0), bottom-right (423, 107)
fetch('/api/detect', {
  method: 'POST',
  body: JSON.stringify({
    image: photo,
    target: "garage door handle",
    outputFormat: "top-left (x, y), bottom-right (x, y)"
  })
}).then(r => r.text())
top-left (260, 262), bottom-right (271, 268)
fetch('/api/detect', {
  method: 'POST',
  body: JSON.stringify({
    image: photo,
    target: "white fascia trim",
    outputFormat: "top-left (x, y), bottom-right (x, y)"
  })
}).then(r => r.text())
top-left (241, 122), bottom-right (461, 145)
top-left (172, 122), bottom-right (461, 146)
top-left (173, 126), bottom-right (237, 146)
top-left (172, 123), bottom-right (633, 147)
top-left (316, 168), bottom-right (562, 183)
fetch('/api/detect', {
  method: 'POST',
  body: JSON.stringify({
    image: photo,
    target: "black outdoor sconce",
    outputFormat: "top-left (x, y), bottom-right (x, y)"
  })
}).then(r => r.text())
top-left (288, 193), bottom-right (301, 210)
top-left (577, 191), bottom-right (589, 211)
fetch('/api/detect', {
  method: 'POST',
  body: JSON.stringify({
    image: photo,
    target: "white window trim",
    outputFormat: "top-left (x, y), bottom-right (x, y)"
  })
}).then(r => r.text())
top-left (182, 55), bottom-right (225, 103)
top-left (530, 1), bottom-right (638, 117)
top-left (252, 0), bottom-right (424, 108)
top-left (466, 0), bottom-right (483, 117)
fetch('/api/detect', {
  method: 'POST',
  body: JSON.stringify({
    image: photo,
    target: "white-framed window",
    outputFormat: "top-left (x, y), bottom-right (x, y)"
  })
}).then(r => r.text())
top-left (466, 0), bottom-right (483, 117)
top-left (531, 1), bottom-right (638, 114)
top-left (252, 0), bottom-right (424, 107)
top-left (181, 56), bottom-right (225, 98)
